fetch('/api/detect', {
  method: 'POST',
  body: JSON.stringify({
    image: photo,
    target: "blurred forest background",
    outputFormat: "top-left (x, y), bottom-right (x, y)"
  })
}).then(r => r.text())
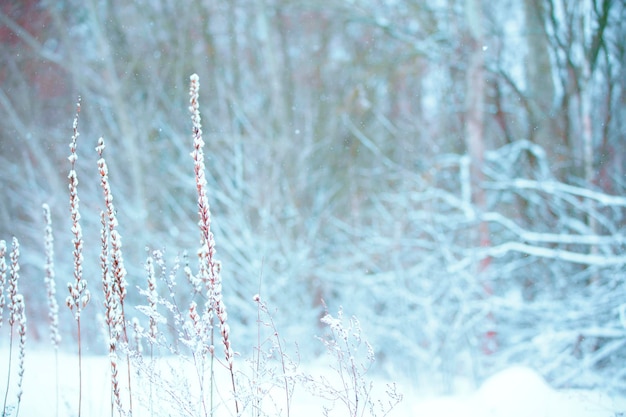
top-left (0, 0), bottom-right (625, 394)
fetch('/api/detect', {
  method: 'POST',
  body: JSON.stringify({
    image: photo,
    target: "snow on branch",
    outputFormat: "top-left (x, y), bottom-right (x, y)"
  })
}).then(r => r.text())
top-left (485, 178), bottom-right (626, 207)
top-left (482, 212), bottom-right (625, 245)
top-left (450, 242), bottom-right (626, 272)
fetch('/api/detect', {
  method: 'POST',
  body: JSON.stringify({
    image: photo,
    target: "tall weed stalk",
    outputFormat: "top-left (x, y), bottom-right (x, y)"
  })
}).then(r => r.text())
top-left (65, 99), bottom-right (91, 417)
top-left (2, 237), bottom-right (26, 417)
top-left (97, 136), bottom-right (134, 416)
top-left (189, 73), bottom-right (239, 415)
top-left (43, 203), bottom-right (61, 417)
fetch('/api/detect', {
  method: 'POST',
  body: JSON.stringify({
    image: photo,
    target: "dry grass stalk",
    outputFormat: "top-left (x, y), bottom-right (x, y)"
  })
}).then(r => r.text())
top-left (65, 98), bottom-right (91, 417)
top-left (100, 211), bottom-right (123, 416)
top-left (144, 256), bottom-right (159, 345)
top-left (97, 137), bottom-right (129, 323)
top-left (8, 238), bottom-right (20, 329)
top-left (304, 308), bottom-right (402, 417)
top-left (0, 241), bottom-right (5, 415)
top-left (189, 73), bottom-right (239, 415)
top-left (142, 254), bottom-right (158, 417)
top-left (43, 203), bottom-right (61, 417)
top-left (43, 204), bottom-right (61, 348)
top-left (66, 98), bottom-right (90, 317)
top-left (101, 211), bottom-right (115, 336)
top-left (110, 339), bottom-right (123, 415)
top-left (97, 137), bottom-right (133, 416)
top-left (0, 240), bottom-right (6, 332)
top-left (252, 293), bottom-right (298, 417)
top-left (3, 237), bottom-right (23, 416)
top-left (14, 294), bottom-right (26, 417)
top-left (0, 238), bottom-right (27, 417)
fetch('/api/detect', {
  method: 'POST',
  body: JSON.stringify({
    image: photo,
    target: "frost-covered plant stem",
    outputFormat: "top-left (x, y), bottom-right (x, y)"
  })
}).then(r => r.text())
top-left (2, 238), bottom-right (21, 416)
top-left (43, 203), bottom-right (61, 417)
top-left (97, 137), bottom-right (133, 416)
top-left (187, 301), bottom-right (210, 417)
top-left (307, 309), bottom-right (402, 417)
top-left (254, 293), bottom-right (295, 417)
top-left (65, 100), bottom-right (91, 417)
top-left (14, 294), bottom-right (26, 417)
top-left (189, 73), bottom-right (239, 415)
top-left (0, 241), bottom-right (5, 332)
top-left (100, 211), bottom-right (123, 417)
top-left (144, 255), bottom-right (158, 416)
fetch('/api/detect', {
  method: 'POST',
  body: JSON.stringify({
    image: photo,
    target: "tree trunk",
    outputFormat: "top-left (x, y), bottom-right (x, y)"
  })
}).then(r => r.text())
top-left (524, 0), bottom-right (557, 152)
top-left (465, 0), bottom-right (496, 355)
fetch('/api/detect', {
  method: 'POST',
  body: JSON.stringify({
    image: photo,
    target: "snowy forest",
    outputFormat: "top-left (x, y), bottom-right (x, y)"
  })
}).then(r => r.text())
top-left (0, 0), bottom-right (625, 415)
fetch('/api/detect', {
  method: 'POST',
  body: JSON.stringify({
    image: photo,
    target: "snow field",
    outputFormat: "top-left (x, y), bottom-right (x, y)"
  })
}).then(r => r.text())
top-left (1, 348), bottom-right (624, 417)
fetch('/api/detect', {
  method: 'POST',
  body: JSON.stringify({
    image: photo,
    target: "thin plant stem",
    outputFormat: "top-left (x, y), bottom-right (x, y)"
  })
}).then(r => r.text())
top-left (54, 351), bottom-right (59, 417)
top-left (2, 325), bottom-right (14, 414)
top-left (43, 203), bottom-right (61, 417)
top-left (144, 255), bottom-right (158, 416)
top-left (97, 137), bottom-right (133, 415)
top-left (66, 98), bottom-right (90, 417)
top-left (3, 237), bottom-right (21, 415)
top-left (15, 294), bottom-right (26, 417)
top-left (254, 292), bottom-right (294, 417)
top-left (0, 240), bottom-right (7, 415)
top-left (189, 73), bottom-right (239, 416)
top-left (77, 320), bottom-right (83, 417)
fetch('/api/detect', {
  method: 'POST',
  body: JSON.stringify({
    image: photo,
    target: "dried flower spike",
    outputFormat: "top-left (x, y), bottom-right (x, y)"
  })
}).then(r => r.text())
top-left (43, 203), bottom-right (61, 348)
top-left (66, 98), bottom-right (90, 318)
top-left (189, 73), bottom-right (238, 414)
top-left (0, 240), bottom-right (6, 329)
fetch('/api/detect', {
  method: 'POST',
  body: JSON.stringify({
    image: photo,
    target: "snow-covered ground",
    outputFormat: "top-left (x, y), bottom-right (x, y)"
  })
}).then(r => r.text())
top-left (409, 366), bottom-right (625, 417)
top-left (1, 347), bottom-right (624, 417)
